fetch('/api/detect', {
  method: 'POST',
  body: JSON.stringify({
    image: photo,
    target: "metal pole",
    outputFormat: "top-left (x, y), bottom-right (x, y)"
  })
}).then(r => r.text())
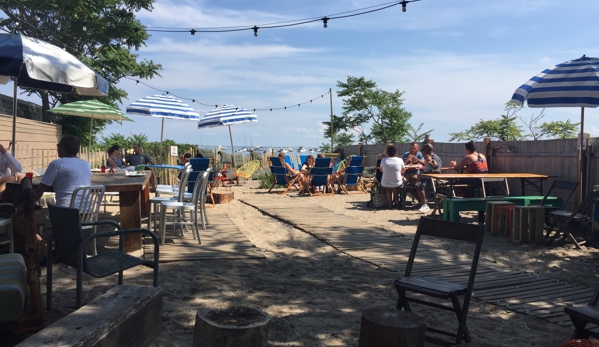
top-left (228, 125), bottom-right (236, 169)
top-left (11, 78), bottom-right (18, 156)
top-left (329, 88), bottom-right (333, 152)
top-left (578, 107), bottom-right (585, 202)
top-left (88, 116), bottom-right (94, 162)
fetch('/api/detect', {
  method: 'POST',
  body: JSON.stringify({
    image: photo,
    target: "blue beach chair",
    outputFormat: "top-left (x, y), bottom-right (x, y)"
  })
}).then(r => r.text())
top-left (338, 155), bottom-right (366, 194)
top-left (268, 157), bottom-right (299, 194)
top-left (314, 157), bottom-right (332, 168)
top-left (308, 167), bottom-right (334, 196)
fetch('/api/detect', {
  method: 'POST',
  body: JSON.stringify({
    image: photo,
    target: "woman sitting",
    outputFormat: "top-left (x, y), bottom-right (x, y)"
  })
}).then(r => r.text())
top-left (380, 145), bottom-right (406, 208)
top-left (452, 140), bottom-right (488, 197)
top-left (107, 144), bottom-right (127, 169)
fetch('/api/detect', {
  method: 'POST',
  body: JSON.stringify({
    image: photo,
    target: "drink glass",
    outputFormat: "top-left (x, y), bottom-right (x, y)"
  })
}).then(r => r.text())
top-left (450, 161), bottom-right (457, 166)
top-left (101, 165), bottom-right (106, 173)
top-left (25, 172), bottom-right (34, 180)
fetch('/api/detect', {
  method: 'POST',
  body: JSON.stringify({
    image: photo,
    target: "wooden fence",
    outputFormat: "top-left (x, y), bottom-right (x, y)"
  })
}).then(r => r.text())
top-left (342, 137), bottom-right (598, 209)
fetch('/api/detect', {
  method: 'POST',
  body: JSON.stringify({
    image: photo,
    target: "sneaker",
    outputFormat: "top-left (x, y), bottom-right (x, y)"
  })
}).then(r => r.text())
top-left (418, 204), bottom-right (430, 213)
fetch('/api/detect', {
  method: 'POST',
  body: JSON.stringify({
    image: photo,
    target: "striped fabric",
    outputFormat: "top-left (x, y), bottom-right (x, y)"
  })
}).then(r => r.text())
top-left (48, 100), bottom-right (132, 122)
top-left (198, 105), bottom-right (258, 129)
top-left (511, 55), bottom-right (599, 108)
top-left (127, 94), bottom-right (200, 120)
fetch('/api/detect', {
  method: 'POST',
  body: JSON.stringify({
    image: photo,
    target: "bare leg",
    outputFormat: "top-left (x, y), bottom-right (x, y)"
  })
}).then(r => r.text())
top-left (384, 187), bottom-right (393, 207)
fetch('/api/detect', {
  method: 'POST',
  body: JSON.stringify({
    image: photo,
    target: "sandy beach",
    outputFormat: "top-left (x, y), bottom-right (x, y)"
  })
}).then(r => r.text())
top-left (14, 180), bottom-right (599, 347)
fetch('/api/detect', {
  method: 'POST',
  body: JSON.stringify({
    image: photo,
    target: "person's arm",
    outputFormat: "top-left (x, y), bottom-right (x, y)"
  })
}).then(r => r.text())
top-left (107, 157), bottom-right (118, 168)
top-left (453, 156), bottom-right (471, 171)
top-left (0, 146), bottom-right (22, 174)
top-left (146, 155), bottom-right (155, 165)
top-left (34, 183), bottom-right (49, 201)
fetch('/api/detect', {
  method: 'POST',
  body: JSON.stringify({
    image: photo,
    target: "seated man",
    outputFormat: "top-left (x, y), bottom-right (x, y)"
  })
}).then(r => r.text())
top-left (34, 135), bottom-right (92, 248)
top-left (413, 143), bottom-right (442, 212)
top-left (126, 143), bottom-right (157, 191)
top-left (0, 143), bottom-right (22, 198)
top-left (402, 141), bottom-right (424, 205)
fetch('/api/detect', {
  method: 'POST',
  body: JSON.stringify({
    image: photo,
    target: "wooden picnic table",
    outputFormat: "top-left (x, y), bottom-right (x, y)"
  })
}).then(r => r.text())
top-left (422, 172), bottom-right (549, 196)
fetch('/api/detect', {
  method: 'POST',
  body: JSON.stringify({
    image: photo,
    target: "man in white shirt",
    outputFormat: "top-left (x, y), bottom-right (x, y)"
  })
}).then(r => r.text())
top-left (35, 135), bottom-right (91, 207)
top-left (0, 143), bottom-right (23, 196)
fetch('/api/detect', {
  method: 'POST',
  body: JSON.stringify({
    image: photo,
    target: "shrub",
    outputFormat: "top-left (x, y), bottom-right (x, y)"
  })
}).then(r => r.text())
top-left (257, 170), bottom-right (275, 189)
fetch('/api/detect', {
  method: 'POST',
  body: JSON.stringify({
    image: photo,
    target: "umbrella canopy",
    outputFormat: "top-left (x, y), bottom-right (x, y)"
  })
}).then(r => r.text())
top-left (198, 105), bottom-right (258, 168)
top-left (48, 100), bottom-right (133, 151)
top-left (126, 94), bottom-right (200, 142)
top-left (0, 33), bottom-right (109, 155)
top-left (510, 55), bottom-right (599, 196)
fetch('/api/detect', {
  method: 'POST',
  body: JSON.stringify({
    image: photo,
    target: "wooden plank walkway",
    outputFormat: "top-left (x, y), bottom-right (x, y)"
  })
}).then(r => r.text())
top-left (143, 207), bottom-right (265, 262)
top-left (240, 197), bottom-right (595, 331)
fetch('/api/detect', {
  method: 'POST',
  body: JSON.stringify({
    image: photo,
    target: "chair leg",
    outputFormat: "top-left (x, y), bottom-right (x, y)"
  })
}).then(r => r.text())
top-left (46, 237), bottom-right (53, 310)
top-left (451, 294), bottom-right (470, 343)
top-left (159, 207), bottom-right (167, 245)
top-left (570, 316), bottom-right (590, 339)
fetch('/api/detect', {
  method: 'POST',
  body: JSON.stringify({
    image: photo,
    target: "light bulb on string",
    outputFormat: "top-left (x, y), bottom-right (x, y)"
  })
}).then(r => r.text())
top-left (252, 26), bottom-right (259, 37)
top-left (190, 29), bottom-right (196, 35)
top-left (322, 17), bottom-right (329, 28)
top-left (192, 99), bottom-right (195, 104)
top-left (82, 22), bottom-right (87, 31)
top-left (136, 80), bottom-right (139, 86)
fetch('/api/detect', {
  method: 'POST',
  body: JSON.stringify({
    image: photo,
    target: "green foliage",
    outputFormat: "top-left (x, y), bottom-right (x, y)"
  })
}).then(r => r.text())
top-left (332, 76), bottom-right (413, 144)
top-left (449, 102), bottom-right (579, 142)
top-left (335, 133), bottom-right (355, 146)
top-left (257, 170), bottom-right (275, 189)
top-left (1, 0), bottom-right (162, 142)
top-left (403, 123), bottom-right (434, 143)
top-left (320, 143), bottom-right (332, 152)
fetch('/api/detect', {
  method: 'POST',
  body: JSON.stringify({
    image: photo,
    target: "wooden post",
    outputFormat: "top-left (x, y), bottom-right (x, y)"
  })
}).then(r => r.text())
top-left (193, 307), bottom-right (269, 347)
top-left (358, 307), bottom-right (425, 347)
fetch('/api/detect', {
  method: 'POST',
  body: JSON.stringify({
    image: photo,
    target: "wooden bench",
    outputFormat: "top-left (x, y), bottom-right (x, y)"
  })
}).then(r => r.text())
top-left (17, 285), bottom-right (163, 347)
top-left (442, 196), bottom-right (563, 222)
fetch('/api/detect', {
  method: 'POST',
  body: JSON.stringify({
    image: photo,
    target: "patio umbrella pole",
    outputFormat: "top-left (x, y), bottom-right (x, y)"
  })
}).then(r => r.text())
top-left (11, 78), bottom-right (17, 156)
top-left (228, 124), bottom-right (236, 169)
top-left (579, 107), bottom-right (585, 200)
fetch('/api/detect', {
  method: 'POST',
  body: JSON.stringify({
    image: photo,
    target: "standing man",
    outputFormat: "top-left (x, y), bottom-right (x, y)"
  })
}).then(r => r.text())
top-left (413, 143), bottom-right (442, 212)
top-left (402, 142), bottom-right (424, 205)
top-left (126, 143), bottom-right (157, 191)
top-left (0, 143), bottom-right (23, 195)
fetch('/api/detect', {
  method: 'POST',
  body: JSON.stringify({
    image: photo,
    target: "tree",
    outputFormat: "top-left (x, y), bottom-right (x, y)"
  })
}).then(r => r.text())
top-left (514, 103), bottom-right (578, 140)
top-left (403, 123), bottom-right (434, 143)
top-left (319, 143), bottom-right (332, 152)
top-left (0, 0), bottom-right (162, 144)
top-left (449, 103), bottom-right (524, 141)
top-left (333, 76), bottom-right (413, 144)
top-left (335, 132), bottom-right (355, 146)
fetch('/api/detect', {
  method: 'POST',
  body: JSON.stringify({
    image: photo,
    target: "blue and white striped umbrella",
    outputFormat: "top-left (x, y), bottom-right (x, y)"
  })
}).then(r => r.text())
top-left (510, 55), bottom-right (599, 196)
top-left (198, 105), bottom-right (258, 168)
top-left (127, 94), bottom-right (200, 141)
top-left (510, 55), bottom-right (599, 108)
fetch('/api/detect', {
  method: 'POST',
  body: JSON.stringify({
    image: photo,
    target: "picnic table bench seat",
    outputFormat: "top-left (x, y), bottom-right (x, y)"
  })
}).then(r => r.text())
top-left (442, 196), bottom-right (563, 222)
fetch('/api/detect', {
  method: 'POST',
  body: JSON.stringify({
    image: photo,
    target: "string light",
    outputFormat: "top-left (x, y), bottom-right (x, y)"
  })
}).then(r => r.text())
top-left (82, 21), bottom-right (87, 31)
top-left (0, 0), bottom-right (422, 38)
top-left (135, 80), bottom-right (139, 86)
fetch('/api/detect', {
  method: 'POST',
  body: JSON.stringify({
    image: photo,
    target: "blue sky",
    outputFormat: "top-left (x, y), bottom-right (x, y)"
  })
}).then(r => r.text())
top-left (3, 0), bottom-right (599, 150)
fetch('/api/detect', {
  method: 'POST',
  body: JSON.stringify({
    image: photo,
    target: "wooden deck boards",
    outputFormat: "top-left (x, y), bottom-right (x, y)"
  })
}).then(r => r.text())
top-left (144, 207), bottom-right (265, 262)
top-left (240, 196), bottom-right (594, 332)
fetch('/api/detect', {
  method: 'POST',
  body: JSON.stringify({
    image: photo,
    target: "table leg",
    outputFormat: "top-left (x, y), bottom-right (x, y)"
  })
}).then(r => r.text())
top-left (119, 191), bottom-right (142, 252)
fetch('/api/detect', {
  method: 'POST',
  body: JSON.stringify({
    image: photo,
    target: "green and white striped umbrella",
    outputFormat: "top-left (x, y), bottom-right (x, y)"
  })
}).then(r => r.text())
top-left (48, 99), bottom-right (133, 152)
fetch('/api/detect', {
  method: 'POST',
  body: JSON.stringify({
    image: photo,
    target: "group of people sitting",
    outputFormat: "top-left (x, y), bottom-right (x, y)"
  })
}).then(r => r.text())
top-left (378, 140), bottom-right (488, 212)
top-left (278, 152), bottom-right (348, 194)
top-left (106, 143), bottom-right (157, 191)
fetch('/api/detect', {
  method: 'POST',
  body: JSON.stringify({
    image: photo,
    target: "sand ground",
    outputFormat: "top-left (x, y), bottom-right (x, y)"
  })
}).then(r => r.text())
top-left (10, 180), bottom-right (599, 347)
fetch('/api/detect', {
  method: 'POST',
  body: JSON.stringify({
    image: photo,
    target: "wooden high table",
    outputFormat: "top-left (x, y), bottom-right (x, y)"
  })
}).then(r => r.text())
top-left (421, 172), bottom-right (550, 196)
top-left (89, 172), bottom-right (151, 252)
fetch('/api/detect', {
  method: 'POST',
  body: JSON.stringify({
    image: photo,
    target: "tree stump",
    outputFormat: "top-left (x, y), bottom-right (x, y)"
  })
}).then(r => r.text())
top-left (210, 191), bottom-right (234, 204)
top-left (193, 306), bottom-right (269, 347)
top-left (358, 307), bottom-right (425, 347)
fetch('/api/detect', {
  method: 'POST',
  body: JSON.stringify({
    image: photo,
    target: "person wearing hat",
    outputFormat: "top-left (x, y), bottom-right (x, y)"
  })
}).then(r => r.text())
top-left (413, 143), bottom-right (442, 213)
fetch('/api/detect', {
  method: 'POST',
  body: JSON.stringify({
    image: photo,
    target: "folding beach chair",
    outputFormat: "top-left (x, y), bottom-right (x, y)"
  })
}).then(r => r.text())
top-left (338, 156), bottom-right (366, 194)
top-left (268, 156), bottom-right (299, 194)
top-left (284, 155), bottom-right (297, 170)
top-left (395, 217), bottom-right (484, 346)
top-left (564, 284), bottom-right (599, 339)
top-left (534, 180), bottom-right (579, 222)
top-left (545, 189), bottom-right (599, 248)
top-left (314, 157), bottom-right (332, 168)
top-left (308, 167), bottom-right (334, 196)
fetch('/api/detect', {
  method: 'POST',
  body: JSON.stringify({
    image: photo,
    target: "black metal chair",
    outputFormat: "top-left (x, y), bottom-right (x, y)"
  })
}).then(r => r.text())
top-left (564, 285), bottom-right (599, 339)
top-left (536, 180), bottom-right (579, 222)
top-left (394, 217), bottom-right (484, 346)
top-left (47, 204), bottom-right (160, 309)
top-left (545, 189), bottom-right (599, 247)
